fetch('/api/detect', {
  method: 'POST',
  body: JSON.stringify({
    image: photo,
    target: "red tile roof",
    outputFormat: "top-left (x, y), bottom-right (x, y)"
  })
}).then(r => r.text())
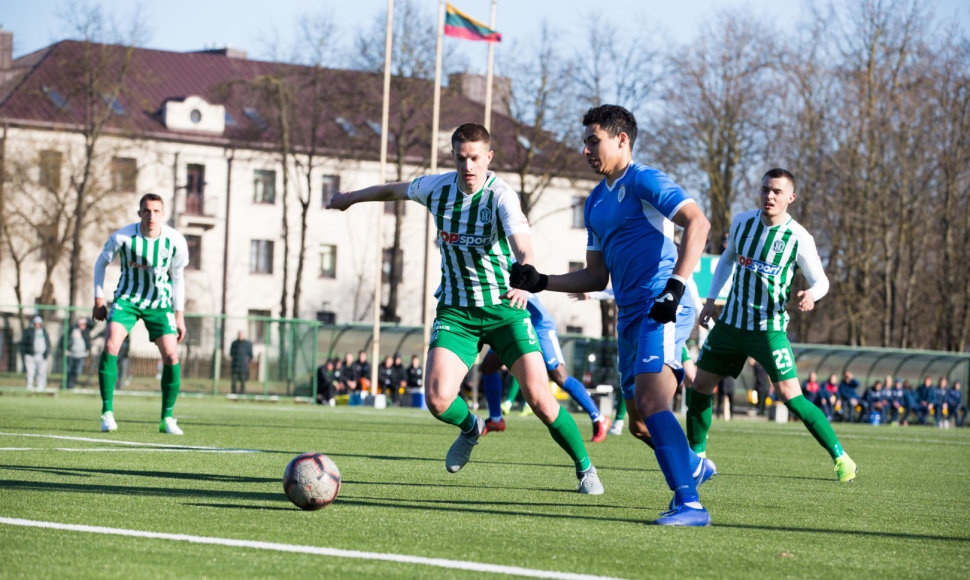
top-left (0, 40), bottom-right (585, 175)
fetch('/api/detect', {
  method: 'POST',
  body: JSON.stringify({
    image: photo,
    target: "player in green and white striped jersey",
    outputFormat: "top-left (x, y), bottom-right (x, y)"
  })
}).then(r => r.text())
top-left (327, 123), bottom-right (602, 494)
top-left (687, 169), bottom-right (857, 482)
top-left (92, 193), bottom-right (189, 435)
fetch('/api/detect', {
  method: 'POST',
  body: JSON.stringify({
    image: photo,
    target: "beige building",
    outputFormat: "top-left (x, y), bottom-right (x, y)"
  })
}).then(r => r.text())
top-left (0, 33), bottom-right (604, 344)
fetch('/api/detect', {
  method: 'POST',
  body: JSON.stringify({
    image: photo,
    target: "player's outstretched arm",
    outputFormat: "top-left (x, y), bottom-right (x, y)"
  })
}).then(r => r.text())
top-left (545, 251), bottom-right (610, 294)
top-left (326, 182), bottom-right (409, 211)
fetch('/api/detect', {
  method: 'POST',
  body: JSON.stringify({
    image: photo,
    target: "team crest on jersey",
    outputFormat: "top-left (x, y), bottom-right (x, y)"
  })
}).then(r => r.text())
top-left (479, 207), bottom-right (493, 224)
top-left (617, 185), bottom-right (626, 203)
top-left (771, 239), bottom-right (786, 253)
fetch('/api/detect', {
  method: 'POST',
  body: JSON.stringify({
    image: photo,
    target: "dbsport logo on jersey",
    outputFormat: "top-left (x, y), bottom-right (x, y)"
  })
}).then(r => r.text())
top-left (439, 231), bottom-right (499, 247)
top-left (738, 256), bottom-right (782, 276)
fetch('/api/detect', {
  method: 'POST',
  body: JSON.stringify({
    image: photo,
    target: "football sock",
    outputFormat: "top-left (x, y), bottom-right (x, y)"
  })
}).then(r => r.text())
top-left (482, 371), bottom-right (504, 420)
top-left (504, 377), bottom-right (521, 406)
top-left (545, 406), bottom-right (591, 473)
top-left (98, 353), bottom-right (118, 414)
top-left (435, 397), bottom-right (477, 432)
top-left (160, 363), bottom-right (181, 419)
top-left (646, 410), bottom-right (698, 506)
top-left (685, 388), bottom-right (714, 454)
top-left (785, 395), bottom-right (845, 459)
top-left (560, 375), bottom-right (602, 421)
top-left (615, 395), bottom-right (627, 421)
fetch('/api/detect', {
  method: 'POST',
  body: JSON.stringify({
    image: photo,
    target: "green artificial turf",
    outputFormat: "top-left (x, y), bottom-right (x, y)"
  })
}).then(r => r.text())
top-left (0, 393), bottom-right (967, 579)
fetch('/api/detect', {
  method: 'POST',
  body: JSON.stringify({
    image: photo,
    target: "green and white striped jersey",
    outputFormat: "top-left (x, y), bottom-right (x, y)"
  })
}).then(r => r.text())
top-left (408, 171), bottom-right (530, 308)
top-left (94, 223), bottom-right (189, 311)
top-left (708, 210), bottom-right (828, 332)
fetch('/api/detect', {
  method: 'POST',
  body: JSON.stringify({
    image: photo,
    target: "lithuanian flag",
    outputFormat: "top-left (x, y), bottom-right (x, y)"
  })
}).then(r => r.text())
top-left (444, 3), bottom-right (502, 42)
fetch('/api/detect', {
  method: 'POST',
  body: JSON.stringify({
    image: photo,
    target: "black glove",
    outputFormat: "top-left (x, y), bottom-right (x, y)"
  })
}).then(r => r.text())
top-left (509, 263), bottom-right (548, 292)
top-left (648, 277), bottom-right (685, 324)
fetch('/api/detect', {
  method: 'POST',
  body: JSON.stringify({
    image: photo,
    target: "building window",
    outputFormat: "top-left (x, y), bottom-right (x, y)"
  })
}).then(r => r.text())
top-left (39, 150), bottom-right (62, 191)
top-left (319, 244), bottom-right (337, 278)
top-left (384, 200), bottom-right (405, 216)
top-left (184, 235), bottom-right (202, 270)
top-left (568, 261), bottom-right (584, 272)
top-left (110, 157), bottom-right (137, 192)
top-left (565, 325), bottom-right (583, 335)
top-left (248, 309), bottom-right (271, 343)
top-left (321, 175), bottom-right (339, 207)
top-left (185, 164), bottom-right (205, 215)
top-left (381, 248), bottom-right (403, 284)
top-left (250, 240), bottom-right (274, 274)
top-left (571, 196), bottom-right (586, 229)
top-left (316, 311), bottom-right (336, 325)
top-left (254, 169), bottom-right (276, 204)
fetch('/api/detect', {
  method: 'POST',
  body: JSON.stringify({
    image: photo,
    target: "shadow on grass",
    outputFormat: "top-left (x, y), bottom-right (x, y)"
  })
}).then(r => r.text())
top-left (0, 464), bottom-right (276, 483)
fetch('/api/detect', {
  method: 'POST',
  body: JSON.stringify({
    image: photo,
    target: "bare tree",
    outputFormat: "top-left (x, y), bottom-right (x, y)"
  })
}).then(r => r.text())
top-left (353, 0), bottom-right (440, 323)
top-left (650, 9), bottom-right (775, 247)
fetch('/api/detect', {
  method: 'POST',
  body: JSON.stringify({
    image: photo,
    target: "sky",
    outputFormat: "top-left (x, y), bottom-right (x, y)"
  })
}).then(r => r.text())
top-left (3, 0), bottom-right (969, 63)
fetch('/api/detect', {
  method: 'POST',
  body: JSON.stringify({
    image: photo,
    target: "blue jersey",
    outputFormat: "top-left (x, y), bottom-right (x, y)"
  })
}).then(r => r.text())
top-left (584, 163), bottom-right (694, 308)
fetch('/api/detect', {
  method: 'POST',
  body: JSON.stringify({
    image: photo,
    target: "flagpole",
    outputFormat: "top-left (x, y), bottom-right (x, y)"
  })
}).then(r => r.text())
top-left (372, 0), bottom-right (394, 398)
top-left (483, 0), bottom-right (496, 130)
top-left (421, 0), bottom-right (445, 379)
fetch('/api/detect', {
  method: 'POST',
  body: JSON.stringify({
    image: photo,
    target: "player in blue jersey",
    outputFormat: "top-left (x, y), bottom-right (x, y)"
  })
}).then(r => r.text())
top-left (510, 105), bottom-right (714, 526)
top-left (479, 293), bottom-right (612, 441)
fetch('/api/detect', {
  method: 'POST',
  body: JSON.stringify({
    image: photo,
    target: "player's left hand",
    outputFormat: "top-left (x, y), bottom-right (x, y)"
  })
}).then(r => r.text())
top-left (501, 288), bottom-right (530, 309)
top-left (509, 263), bottom-right (548, 292)
top-left (796, 290), bottom-right (815, 311)
top-left (648, 277), bottom-right (685, 324)
top-left (175, 312), bottom-right (187, 344)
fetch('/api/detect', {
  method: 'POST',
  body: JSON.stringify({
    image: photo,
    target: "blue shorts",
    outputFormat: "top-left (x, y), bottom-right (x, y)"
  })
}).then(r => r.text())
top-left (617, 300), bottom-right (695, 400)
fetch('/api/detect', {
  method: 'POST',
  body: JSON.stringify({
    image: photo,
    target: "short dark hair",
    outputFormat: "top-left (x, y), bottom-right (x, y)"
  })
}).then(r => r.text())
top-left (451, 123), bottom-right (491, 149)
top-left (139, 193), bottom-right (164, 211)
top-left (582, 105), bottom-right (638, 148)
top-left (763, 168), bottom-right (796, 192)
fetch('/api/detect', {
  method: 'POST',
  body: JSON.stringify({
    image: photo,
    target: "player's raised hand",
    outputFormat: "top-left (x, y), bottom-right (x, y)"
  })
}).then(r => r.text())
top-left (648, 276), bottom-right (685, 324)
top-left (326, 191), bottom-right (354, 211)
top-left (509, 263), bottom-right (548, 292)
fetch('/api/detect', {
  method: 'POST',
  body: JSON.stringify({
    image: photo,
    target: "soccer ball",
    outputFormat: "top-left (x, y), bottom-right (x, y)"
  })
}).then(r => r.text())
top-left (283, 452), bottom-right (341, 510)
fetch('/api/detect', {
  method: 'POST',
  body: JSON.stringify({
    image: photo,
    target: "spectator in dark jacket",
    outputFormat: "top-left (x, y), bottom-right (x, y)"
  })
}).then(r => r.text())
top-left (229, 331), bottom-right (253, 394)
top-left (915, 376), bottom-right (937, 425)
top-left (837, 371), bottom-right (861, 422)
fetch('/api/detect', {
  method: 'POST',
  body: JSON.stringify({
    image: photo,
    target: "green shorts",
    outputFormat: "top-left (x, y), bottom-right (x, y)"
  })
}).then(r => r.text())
top-left (109, 298), bottom-right (178, 342)
top-left (696, 322), bottom-right (797, 382)
top-left (430, 303), bottom-right (541, 369)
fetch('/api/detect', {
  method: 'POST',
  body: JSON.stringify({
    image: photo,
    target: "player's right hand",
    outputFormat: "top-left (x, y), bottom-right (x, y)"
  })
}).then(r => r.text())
top-left (92, 303), bottom-right (107, 322)
top-left (509, 263), bottom-right (548, 292)
top-left (325, 192), bottom-right (353, 211)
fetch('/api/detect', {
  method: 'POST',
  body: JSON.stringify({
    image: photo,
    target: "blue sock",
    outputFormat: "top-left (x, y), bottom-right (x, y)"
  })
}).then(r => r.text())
top-left (645, 410), bottom-right (698, 506)
top-left (559, 376), bottom-right (602, 421)
top-left (482, 372), bottom-right (504, 421)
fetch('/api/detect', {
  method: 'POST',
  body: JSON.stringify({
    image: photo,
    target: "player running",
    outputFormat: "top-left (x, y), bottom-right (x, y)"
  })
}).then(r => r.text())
top-left (479, 292), bottom-right (612, 442)
top-left (327, 123), bottom-right (603, 494)
top-left (92, 193), bottom-right (189, 434)
top-left (685, 168), bottom-right (858, 482)
top-left (511, 105), bottom-right (714, 525)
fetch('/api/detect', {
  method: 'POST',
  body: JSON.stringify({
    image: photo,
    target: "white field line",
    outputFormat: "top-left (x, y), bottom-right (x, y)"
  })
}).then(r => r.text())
top-left (0, 432), bottom-right (261, 452)
top-left (0, 517), bottom-right (628, 580)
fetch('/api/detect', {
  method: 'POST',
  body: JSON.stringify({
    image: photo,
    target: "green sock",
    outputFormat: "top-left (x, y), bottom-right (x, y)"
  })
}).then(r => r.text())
top-left (98, 353), bottom-right (118, 414)
top-left (434, 397), bottom-right (476, 432)
top-left (505, 377), bottom-right (521, 405)
top-left (785, 395), bottom-right (845, 459)
top-left (615, 396), bottom-right (627, 421)
top-left (546, 407), bottom-right (591, 472)
top-left (685, 387), bottom-right (713, 454)
top-left (160, 363), bottom-right (181, 419)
